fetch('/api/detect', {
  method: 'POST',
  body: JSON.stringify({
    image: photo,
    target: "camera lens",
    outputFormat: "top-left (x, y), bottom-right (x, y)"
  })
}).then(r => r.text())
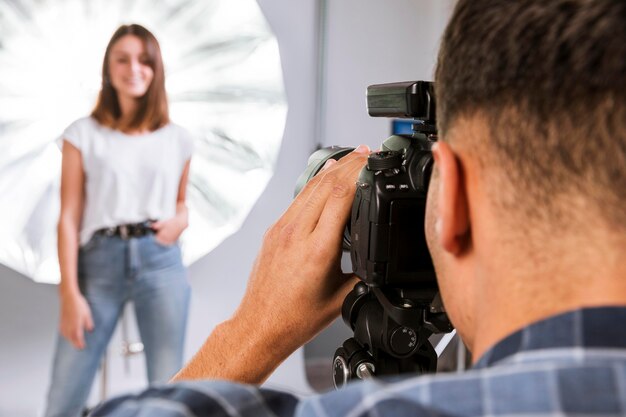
top-left (293, 146), bottom-right (355, 198)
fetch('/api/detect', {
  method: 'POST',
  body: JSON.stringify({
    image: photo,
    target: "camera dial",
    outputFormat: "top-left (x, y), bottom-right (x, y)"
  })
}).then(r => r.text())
top-left (390, 326), bottom-right (418, 356)
top-left (367, 150), bottom-right (403, 171)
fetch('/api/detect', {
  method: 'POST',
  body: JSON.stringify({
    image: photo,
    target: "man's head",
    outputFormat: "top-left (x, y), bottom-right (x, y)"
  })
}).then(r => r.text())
top-left (426, 0), bottom-right (626, 357)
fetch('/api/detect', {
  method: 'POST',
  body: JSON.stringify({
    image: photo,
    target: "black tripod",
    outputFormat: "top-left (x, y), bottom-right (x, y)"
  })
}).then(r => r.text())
top-left (333, 282), bottom-right (453, 388)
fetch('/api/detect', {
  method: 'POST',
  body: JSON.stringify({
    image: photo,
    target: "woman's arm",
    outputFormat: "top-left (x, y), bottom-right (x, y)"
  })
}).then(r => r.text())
top-left (58, 140), bottom-right (93, 349)
top-left (152, 159), bottom-right (191, 243)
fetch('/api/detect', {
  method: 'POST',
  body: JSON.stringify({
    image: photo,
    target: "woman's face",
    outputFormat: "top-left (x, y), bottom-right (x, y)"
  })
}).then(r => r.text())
top-left (108, 34), bottom-right (154, 99)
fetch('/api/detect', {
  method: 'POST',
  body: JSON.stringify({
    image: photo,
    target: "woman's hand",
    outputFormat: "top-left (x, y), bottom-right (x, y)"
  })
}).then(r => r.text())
top-left (59, 292), bottom-right (94, 350)
top-left (151, 216), bottom-right (187, 246)
top-left (155, 161), bottom-right (191, 246)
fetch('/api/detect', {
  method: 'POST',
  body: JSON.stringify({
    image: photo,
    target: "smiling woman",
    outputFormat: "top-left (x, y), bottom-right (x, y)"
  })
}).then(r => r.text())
top-left (93, 26), bottom-right (163, 133)
top-left (44, 24), bottom-right (195, 417)
top-left (108, 37), bottom-right (155, 102)
top-left (0, 0), bottom-right (286, 284)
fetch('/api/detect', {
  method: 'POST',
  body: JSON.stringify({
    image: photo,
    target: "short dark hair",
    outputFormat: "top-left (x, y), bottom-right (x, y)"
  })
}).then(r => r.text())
top-left (92, 24), bottom-right (169, 132)
top-left (435, 0), bottom-right (626, 230)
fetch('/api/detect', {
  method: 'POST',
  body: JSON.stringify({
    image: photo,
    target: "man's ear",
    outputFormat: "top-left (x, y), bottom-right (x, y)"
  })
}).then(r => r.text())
top-left (432, 142), bottom-right (470, 255)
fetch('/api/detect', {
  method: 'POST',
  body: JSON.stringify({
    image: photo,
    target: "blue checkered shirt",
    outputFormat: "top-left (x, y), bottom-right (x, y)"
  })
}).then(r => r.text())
top-left (91, 307), bottom-right (626, 416)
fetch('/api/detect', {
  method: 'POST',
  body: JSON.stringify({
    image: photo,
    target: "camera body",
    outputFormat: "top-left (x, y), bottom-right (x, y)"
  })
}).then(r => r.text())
top-left (353, 81), bottom-right (436, 294)
top-left (350, 134), bottom-right (435, 297)
top-left (297, 82), bottom-right (438, 294)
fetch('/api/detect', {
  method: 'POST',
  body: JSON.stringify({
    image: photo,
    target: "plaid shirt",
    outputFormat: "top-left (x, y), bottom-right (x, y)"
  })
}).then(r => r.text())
top-left (91, 306), bottom-right (626, 417)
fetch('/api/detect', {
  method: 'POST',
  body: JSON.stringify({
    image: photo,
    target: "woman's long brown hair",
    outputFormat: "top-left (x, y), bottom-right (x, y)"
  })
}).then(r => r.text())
top-left (91, 24), bottom-right (169, 132)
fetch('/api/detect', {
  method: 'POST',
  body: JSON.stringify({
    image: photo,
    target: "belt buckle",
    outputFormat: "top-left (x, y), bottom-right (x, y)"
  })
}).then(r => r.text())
top-left (119, 225), bottom-right (129, 239)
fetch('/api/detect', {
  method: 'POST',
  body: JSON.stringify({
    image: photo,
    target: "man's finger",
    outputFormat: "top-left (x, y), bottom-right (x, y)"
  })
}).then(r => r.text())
top-left (332, 274), bottom-right (360, 310)
top-left (281, 146), bottom-right (370, 227)
top-left (320, 159), bottom-right (337, 172)
top-left (312, 157), bottom-right (367, 239)
top-left (295, 153), bottom-right (369, 234)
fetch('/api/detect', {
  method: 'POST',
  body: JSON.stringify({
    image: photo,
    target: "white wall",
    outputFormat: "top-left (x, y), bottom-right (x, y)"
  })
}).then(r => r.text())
top-left (0, 1), bottom-right (455, 415)
top-left (321, 0), bottom-right (454, 149)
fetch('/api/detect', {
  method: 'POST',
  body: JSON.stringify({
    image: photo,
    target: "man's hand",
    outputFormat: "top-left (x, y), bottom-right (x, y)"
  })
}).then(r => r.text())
top-left (237, 145), bottom-right (371, 355)
top-left (173, 145), bottom-right (370, 384)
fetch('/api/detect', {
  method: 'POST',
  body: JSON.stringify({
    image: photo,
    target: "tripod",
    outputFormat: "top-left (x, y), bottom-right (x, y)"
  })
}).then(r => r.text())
top-left (333, 282), bottom-right (453, 388)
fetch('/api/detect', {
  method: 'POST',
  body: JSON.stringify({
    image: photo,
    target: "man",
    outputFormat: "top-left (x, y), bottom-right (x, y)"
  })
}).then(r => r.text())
top-left (92, 0), bottom-right (626, 415)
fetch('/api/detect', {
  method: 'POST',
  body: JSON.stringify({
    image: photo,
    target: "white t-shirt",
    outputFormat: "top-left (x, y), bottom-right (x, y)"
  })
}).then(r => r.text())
top-left (62, 117), bottom-right (194, 246)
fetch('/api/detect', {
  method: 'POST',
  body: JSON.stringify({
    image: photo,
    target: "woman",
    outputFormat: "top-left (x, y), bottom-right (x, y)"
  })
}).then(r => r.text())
top-left (45, 24), bottom-right (193, 417)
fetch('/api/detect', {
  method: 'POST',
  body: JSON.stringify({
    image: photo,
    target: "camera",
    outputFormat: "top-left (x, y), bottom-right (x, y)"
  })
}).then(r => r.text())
top-left (295, 81), bottom-right (453, 388)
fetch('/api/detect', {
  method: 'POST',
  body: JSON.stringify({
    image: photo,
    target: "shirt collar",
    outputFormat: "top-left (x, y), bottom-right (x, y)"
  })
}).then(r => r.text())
top-left (473, 306), bottom-right (626, 369)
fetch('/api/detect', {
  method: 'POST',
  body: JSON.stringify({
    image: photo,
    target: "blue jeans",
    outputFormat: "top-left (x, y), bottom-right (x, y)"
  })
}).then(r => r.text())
top-left (44, 234), bottom-right (190, 417)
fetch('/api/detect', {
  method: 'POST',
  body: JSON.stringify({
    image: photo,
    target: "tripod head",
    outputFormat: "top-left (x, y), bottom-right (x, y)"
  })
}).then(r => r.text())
top-left (333, 282), bottom-right (452, 388)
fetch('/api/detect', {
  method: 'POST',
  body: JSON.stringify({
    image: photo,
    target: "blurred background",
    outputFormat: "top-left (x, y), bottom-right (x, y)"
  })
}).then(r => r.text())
top-left (0, 0), bottom-right (456, 415)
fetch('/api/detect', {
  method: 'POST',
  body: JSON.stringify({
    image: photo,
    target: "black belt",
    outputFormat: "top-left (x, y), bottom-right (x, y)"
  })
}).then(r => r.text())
top-left (95, 220), bottom-right (156, 239)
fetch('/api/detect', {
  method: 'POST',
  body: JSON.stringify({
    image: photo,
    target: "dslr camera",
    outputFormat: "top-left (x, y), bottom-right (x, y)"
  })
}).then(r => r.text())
top-left (295, 81), bottom-right (453, 388)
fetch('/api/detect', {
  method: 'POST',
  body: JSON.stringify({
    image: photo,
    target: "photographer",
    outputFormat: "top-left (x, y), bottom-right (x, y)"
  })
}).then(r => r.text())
top-left (92, 1), bottom-right (626, 416)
